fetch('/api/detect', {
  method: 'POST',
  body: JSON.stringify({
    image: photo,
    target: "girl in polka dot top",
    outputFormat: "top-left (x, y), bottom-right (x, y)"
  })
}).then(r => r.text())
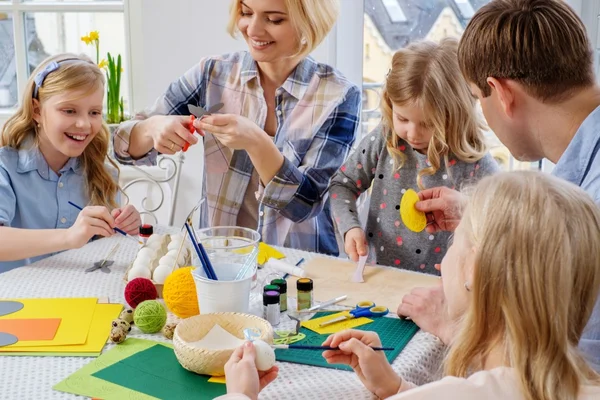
top-left (329, 38), bottom-right (499, 274)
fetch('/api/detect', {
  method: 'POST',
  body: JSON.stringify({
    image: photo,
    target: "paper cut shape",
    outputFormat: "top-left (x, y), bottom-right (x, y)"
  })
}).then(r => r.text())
top-left (301, 311), bottom-right (372, 335)
top-left (400, 189), bottom-right (427, 232)
top-left (0, 318), bottom-right (61, 341)
top-left (188, 324), bottom-right (244, 350)
top-left (0, 303), bottom-right (122, 354)
top-left (352, 254), bottom-right (368, 283)
top-left (257, 242), bottom-right (285, 265)
top-left (0, 301), bottom-right (24, 317)
top-left (0, 332), bottom-right (18, 347)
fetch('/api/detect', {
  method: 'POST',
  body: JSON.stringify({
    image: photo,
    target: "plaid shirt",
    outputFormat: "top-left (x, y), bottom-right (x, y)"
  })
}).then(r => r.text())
top-left (113, 51), bottom-right (361, 255)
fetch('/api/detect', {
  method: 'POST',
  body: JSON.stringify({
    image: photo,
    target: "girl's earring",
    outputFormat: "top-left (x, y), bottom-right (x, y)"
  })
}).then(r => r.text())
top-left (300, 37), bottom-right (307, 45)
top-left (464, 282), bottom-right (471, 292)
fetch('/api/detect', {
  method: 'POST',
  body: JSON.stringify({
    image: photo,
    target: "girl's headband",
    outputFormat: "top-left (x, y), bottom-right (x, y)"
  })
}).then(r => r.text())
top-left (32, 58), bottom-right (89, 99)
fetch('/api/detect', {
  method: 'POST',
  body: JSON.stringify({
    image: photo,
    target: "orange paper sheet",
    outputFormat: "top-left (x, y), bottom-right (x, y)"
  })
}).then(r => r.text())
top-left (0, 318), bottom-right (61, 341)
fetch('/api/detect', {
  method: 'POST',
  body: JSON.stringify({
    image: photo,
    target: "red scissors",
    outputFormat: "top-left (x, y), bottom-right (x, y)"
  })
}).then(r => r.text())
top-left (184, 103), bottom-right (224, 152)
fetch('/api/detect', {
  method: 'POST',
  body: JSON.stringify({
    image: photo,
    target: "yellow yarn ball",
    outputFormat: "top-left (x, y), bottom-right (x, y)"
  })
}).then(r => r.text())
top-left (163, 266), bottom-right (199, 318)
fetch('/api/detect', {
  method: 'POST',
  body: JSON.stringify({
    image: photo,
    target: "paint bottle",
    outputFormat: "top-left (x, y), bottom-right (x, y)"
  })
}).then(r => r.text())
top-left (263, 284), bottom-right (280, 294)
top-left (296, 278), bottom-right (313, 311)
top-left (139, 224), bottom-right (154, 245)
top-left (263, 290), bottom-right (280, 326)
top-left (270, 278), bottom-right (288, 312)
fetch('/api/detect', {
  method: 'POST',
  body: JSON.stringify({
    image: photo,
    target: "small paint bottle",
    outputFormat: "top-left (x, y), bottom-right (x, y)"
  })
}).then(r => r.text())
top-left (270, 278), bottom-right (288, 312)
top-left (263, 290), bottom-right (280, 326)
top-left (296, 278), bottom-right (313, 311)
top-left (139, 224), bottom-right (154, 245)
top-left (263, 284), bottom-right (280, 294)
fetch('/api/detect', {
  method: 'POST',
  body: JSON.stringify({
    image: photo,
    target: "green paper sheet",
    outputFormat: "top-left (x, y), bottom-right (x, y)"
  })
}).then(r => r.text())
top-left (275, 312), bottom-right (419, 371)
top-left (53, 338), bottom-right (167, 399)
top-left (93, 344), bottom-right (226, 399)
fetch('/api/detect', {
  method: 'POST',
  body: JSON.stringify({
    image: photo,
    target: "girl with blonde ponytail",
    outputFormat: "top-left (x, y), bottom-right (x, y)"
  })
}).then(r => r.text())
top-left (0, 53), bottom-right (140, 272)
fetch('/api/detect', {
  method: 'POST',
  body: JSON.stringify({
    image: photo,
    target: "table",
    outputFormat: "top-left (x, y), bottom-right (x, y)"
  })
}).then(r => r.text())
top-left (0, 233), bottom-right (445, 400)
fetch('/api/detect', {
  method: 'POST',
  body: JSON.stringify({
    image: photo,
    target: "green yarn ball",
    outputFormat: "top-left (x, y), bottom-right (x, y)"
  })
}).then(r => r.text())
top-left (133, 300), bottom-right (167, 334)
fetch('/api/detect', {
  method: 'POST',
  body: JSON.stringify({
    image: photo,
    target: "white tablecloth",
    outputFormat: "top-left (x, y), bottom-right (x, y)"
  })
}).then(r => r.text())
top-left (0, 233), bottom-right (445, 400)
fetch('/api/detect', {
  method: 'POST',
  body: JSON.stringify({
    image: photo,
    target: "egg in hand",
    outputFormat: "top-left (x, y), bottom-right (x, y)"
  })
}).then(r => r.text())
top-left (252, 339), bottom-right (276, 371)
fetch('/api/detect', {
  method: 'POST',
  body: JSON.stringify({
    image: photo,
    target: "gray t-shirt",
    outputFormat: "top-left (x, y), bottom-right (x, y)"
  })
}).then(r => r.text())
top-left (329, 126), bottom-right (499, 274)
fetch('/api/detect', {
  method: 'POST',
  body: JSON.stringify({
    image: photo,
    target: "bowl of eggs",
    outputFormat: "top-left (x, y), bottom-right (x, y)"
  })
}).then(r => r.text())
top-left (173, 312), bottom-right (274, 376)
top-left (124, 232), bottom-right (192, 296)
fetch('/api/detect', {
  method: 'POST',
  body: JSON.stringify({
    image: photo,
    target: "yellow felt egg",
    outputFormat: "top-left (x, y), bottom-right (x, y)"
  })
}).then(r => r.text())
top-left (400, 189), bottom-right (427, 232)
top-left (163, 266), bottom-right (200, 318)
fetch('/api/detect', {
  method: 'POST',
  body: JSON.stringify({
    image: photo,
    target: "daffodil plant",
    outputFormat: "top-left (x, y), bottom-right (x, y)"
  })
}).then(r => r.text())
top-left (81, 31), bottom-right (125, 124)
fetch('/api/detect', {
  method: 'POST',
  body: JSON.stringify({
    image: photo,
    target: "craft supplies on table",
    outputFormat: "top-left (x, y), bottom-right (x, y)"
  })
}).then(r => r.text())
top-left (301, 312), bottom-right (373, 335)
top-left (275, 312), bottom-right (420, 371)
top-left (352, 254), bottom-right (368, 283)
top-left (266, 258), bottom-right (307, 277)
top-left (139, 224), bottom-right (153, 244)
top-left (163, 266), bottom-right (200, 318)
top-left (296, 278), bottom-right (314, 310)
top-left (319, 301), bottom-right (389, 327)
top-left (286, 257), bottom-right (441, 313)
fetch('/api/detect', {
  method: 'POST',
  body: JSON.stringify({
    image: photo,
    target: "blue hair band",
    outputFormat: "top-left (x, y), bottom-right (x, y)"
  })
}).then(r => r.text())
top-left (32, 58), bottom-right (86, 99)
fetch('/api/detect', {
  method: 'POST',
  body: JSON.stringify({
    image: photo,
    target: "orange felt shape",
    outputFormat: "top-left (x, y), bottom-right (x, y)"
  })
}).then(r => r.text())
top-left (0, 318), bottom-right (61, 341)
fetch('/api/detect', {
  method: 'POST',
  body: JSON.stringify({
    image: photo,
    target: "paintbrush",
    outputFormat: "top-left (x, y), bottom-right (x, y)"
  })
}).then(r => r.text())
top-left (271, 344), bottom-right (394, 351)
top-left (68, 201), bottom-right (143, 245)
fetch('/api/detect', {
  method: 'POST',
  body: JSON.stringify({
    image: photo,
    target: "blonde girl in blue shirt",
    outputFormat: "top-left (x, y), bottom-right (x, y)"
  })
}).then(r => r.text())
top-left (0, 53), bottom-right (141, 272)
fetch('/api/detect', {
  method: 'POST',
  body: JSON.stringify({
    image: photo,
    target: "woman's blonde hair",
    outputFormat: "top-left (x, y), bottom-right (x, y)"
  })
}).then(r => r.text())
top-left (227, 0), bottom-right (339, 59)
top-left (446, 171), bottom-right (600, 400)
top-left (1, 53), bottom-right (120, 208)
top-left (381, 38), bottom-right (487, 189)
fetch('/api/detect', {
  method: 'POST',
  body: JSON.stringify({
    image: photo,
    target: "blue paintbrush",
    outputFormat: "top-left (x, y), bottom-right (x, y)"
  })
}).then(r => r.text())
top-left (271, 344), bottom-right (394, 351)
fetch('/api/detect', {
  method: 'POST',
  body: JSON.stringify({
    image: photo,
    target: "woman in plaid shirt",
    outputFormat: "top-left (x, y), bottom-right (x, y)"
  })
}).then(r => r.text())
top-left (112, 0), bottom-right (361, 256)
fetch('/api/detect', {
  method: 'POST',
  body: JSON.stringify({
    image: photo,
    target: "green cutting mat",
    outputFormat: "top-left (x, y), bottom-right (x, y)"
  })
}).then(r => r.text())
top-left (275, 312), bottom-right (419, 371)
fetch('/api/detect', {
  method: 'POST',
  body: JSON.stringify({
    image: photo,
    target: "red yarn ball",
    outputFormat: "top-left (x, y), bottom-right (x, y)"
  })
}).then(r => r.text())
top-left (125, 278), bottom-right (158, 308)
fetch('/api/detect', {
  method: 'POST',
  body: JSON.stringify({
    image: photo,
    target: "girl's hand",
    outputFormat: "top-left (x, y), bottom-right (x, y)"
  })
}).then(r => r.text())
top-left (144, 115), bottom-right (198, 155)
top-left (65, 206), bottom-right (115, 248)
top-left (322, 330), bottom-right (402, 399)
top-left (195, 114), bottom-right (266, 151)
top-left (224, 341), bottom-right (279, 400)
top-left (344, 227), bottom-right (368, 262)
top-left (111, 205), bottom-right (141, 235)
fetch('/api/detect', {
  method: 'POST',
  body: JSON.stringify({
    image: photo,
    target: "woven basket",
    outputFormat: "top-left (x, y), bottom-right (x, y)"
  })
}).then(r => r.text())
top-left (173, 312), bottom-right (274, 376)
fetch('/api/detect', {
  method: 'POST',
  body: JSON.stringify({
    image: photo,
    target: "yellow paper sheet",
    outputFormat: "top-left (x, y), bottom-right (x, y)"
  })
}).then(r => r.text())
top-left (208, 376), bottom-right (227, 384)
top-left (257, 242), bottom-right (285, 265)
top-left (0, 298), bottom-right (97, 347)
top-left (301, 311), bottom-right (373, 335)
top-left (287, 258), bottom-right (441, 313)
top-left (0, 303), bottom-right (122, 353)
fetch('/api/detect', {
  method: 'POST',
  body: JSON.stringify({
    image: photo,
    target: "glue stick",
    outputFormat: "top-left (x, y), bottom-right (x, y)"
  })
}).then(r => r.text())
top-left (264, 259), bottom-right (307, 278)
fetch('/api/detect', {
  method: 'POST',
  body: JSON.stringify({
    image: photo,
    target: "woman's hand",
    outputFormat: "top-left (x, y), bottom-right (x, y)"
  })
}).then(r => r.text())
top-left (322, 330), bottom-right (402, 399)
top-left (65, 206), bottom-right (116, 249)
top-left (195, 114), bottom-right (267, 151)
top-left (224, 341), bottom-right (279, 400)
top-left (142, 115), bottom-right (198, 155)
top-left (111, 204), bottom-right (141, 235)
top-left (344, 227), bottom-right (368, 262)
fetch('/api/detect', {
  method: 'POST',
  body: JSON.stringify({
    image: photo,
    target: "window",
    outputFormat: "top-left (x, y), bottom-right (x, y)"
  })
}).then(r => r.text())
top-left (362, 0), bottom-right (540, 172)
top-left (0, 0), bottom-right (128, 114)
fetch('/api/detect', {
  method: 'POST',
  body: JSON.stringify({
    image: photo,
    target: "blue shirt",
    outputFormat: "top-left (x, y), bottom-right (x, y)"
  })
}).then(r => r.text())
top-left (553, 105), bottom-right (600, 371)
top-left (0, 143), bottom-right (88, 273)
top-left (113, 51), bottom-right (361, 256)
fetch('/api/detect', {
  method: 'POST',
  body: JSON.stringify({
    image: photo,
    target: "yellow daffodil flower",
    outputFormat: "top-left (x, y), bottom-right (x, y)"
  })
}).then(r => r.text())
top-left (89, 31), bottom-right (99, 41)
top-left (80, 35), bottom-right (92, 45)
top-left (98, 59), bottom-right (108, 69)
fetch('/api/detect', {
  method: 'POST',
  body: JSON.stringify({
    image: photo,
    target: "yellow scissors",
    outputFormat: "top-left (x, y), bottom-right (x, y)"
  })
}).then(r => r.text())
top-left (319, 301), bottom-right (389, 327)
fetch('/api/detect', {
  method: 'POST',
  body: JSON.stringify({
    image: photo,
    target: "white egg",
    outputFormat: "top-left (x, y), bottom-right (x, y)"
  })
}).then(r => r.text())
top-left (138, 247), bottom-right (157, 261)
top-left (152, 264), bottom-right (174, 284)
top-left (128, 266), bottom-right (151, 280)
top-left (167, 239), bottom-right (184, 252)
top-left (159, 253), bottom-right (177, 268)
top-left (146, 234), bottom-right (164, 246)
top-left (146, 240), bottom-right (163, 251)
top-left (170, 233), bottom-right (184, 243)
top-left (132, 257), bottom-right (152, 271)
top-left (167, 249), bottom-right (186, 266)
top-left (253, 340), bottom-right (276, 371)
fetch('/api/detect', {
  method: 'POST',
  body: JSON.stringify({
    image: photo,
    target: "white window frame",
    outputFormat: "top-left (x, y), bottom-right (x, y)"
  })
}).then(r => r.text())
top-left (0, 0), bottom-right (131, 121)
